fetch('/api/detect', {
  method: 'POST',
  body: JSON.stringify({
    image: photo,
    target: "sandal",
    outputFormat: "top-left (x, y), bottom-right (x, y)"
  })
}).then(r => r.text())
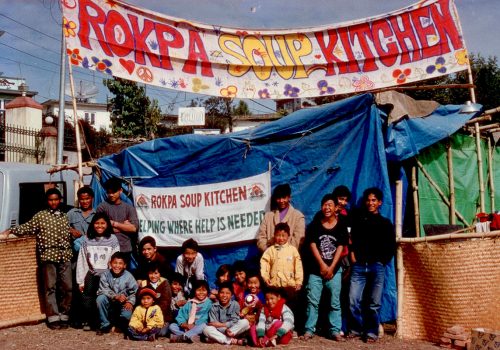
top-left (366, 337), bottom-right (377, 343)
top-left (299, 333), bottom-right (314, 341)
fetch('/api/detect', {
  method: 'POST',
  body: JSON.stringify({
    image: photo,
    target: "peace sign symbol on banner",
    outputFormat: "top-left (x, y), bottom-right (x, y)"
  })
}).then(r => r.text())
top-left (137, 67), bottom-right (154, 82)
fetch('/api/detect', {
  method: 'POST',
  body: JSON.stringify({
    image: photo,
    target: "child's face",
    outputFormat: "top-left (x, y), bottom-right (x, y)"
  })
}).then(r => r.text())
top-left (234, 271), bottom-right (246, 284)
top-left (336, 196), bottom-right (349, 212)
top-left (218, 287), bottom-right (232, 306)
top-left (218, 271), bottom-right (230, 283)
top-left (78, 193), bottom-right (93, 211)
top-left (141, 295), bottom-right (154, 308)
top-left (148, 269), bottom-right (160, 284)
top-left (194, 286), bottom-right (208, 300)
top-left (274, 229), bottom-right (289, 246)
top-left (265, 292), bottom-right (281, 309)
top-left (47, 194), bottom-right (62, 210)
top-left (110, 258), bottom-right (126, 275)
top-left (142, 243), bottom-right (157, 260)
top-left (247, 276), bottom-right (261, 294)
top-left (183, 248), bottom-right (197, 264)
top-left (321, 199), bottom-right (336, 218)
top-left (93, 218), bottom-right (108, 236)
top-left (171, 281), bottom-right (182, 294)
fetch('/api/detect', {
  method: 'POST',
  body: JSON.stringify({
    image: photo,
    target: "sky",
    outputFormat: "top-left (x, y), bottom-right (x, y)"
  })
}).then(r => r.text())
top-left (0, 0), bottom-right (499, 115)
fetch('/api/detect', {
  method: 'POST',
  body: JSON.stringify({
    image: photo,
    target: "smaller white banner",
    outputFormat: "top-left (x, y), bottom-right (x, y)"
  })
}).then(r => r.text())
top-left (178, 107), bottom-right (205, 126)
top-left (134, 171), bottom-right (270, 247)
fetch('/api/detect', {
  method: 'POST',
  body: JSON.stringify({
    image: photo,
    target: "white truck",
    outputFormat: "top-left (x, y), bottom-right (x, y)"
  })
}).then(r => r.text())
top-left (0, 162), bottom-right (86, 231)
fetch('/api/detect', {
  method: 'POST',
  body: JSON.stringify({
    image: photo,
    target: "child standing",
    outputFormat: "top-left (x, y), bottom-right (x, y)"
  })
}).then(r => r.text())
top-left (170, 272), bottom-right (187, 317)
top-left (76, 213), bottom-right (120, 330)
top-left (175, 238), bottom-right (205, 295)
top-left (232, 260), bottom-right (247, 305)
top-left (139, 261), bottom-right (173, 336)
top-left (260, 222), bottom-right (303, 313)
top-left (169, 279), bottom-right (212, 343)
top-left (203, 282), bottom-right (249, 345)
top-left (96, 252), bottom-right (138, 335)
top-left (128, 287), bottom-right (164, 341)
top-left (253, 287), bottom-right (295, 347)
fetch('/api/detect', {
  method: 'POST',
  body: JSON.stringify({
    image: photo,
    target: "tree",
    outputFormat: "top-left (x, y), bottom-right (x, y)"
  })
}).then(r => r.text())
top-left (104, 78), bottom-right (162, 139)
top-left (203, 96), bottom-right (233, 132)
top-left (232, 100), bottom-right (252, 116)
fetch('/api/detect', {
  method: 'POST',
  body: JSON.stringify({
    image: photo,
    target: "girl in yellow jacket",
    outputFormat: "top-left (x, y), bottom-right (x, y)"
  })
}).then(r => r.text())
top-left (128, 288), bottom-right (164, 341)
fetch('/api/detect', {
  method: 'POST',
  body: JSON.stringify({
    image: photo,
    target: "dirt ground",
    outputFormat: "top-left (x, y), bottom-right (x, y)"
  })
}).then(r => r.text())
top-left (0, 323), bottom-right (441, 350)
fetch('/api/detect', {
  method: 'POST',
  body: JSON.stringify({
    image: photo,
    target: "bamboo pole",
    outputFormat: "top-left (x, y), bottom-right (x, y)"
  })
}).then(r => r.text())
top-left (484, 106), bottom-right (500, 116)
top-left (412, 164), bottom-right (421, 237)
top-left (447, 140), bottom-right (456, 225)
top-left (465, 115), bottom-right (491, 125)
top-left (478, 123), bottom-right (500, 131)
top-left (398, 230), bottom-right (500, 243)
top-left (66, 56), bottom-right (84, 186)
top-left (416, 160), bottom-right (470, 226)
top-left (487, 127), bottom-right (500, 134)
top-left (395, 180), bottom-right (404, 339)
top-left (488, 137), bottom-right (495, 212)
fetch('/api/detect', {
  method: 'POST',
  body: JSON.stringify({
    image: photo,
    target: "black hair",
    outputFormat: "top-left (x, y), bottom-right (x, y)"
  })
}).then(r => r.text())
top-left (274, 222), bottom-right (290, 236)
top-left (139, 236), bottom-right (157, 251)
top-left (263, 286), bottom-right (282, 298)
top-left (246, 270), bottom-right (264, 285)
top-left (170, 272), bottom-right (185, 285)
top-left (232, 260), bottom-right (247, 274)
top-left (181, 238), bottom-right (199, 253)
top-left (146, 260), bottom-right (161, 274)
top-left (321, 193), bottom-right (338, 206)
top-left (110, 251), bottom-right (127, 264)
top-left (272, 184), bottom-right (291, 199)
top-left (191, 279), bottom-right (209, 293)
top-left (332, 185), bottom-right (351, 200)
top-left (104, 177), bottom-right (123, 192)
top-left (45, 188), bottom-right (62, 199)
top-left (218, 281), bottom-right (234, 295)
top-left (216, 264), bottom-right (232, 281)
top-left (77, 186), bottom-right (94, 198)
top-left (363, 187), bottom-right (383, 201)
top-left (87, 212), bottom-right (113, 240)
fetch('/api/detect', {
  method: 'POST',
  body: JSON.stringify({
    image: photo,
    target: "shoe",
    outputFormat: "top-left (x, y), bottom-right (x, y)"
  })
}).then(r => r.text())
top-left (82, 323), bottom-right (92, 332)
top-left (59, 321), bottom-right (69, 329)
top-left (299, 333), bottom-right (313, 341)
top-left (147, 335), bottom-right (156, 342)
top-left (169, 335), bottom-right (179, 343)
top-left (329, 333), bottom-right (346, 342)
top-left (347, 332), bottom-right (361, 340)
top-left (365, 336), bottom-right (377, 343)
top-left (47, 321), bottom-right (61, 330)
top-left (96, 326), bottom-right (111, 336)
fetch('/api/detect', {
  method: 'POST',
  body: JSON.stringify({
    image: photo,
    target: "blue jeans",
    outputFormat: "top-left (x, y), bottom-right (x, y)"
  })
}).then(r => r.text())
top-left (169, 322), bottom-right (206, 340)
top-left (304, 269), bottom-right (342, 336)
top-left (96, 294), bottom-right (133, 329)
top-left (349, 262), bottom-right (385, 339)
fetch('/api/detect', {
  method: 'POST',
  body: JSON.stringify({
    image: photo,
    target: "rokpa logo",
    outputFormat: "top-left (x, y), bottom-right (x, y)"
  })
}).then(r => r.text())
top-left (135, 194), bottom-right (149, 208)
top-left (248, 183), bottom-right (266, 200)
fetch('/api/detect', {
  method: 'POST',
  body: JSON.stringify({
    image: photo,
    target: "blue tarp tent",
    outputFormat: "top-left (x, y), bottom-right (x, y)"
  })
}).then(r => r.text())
top-left (91, 93), bottom-right (480, 323)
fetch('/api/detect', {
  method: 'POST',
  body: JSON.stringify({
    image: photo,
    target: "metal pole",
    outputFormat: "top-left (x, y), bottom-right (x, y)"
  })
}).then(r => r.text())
top-left (56, 28), bottom-right (66, 164)
top-left (67, 58), bottom-right (84, 186)
top-left (395, 180), bottom-right (404, 339)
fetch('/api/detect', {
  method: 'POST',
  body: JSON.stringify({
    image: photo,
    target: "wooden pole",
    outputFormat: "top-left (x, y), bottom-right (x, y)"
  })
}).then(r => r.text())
top-left (465, 115), bottom-right (491, 125)
top-left (447, 140), bottom-right (456, 225)
top-left (395, 180), bottom-right (404, 339)
top-left (412, 164), bottom-right (421, 237)
top-left (398, 230), bottom-right (500, 243)
top-left (416, 160), bottom-right (470, 226)
top-left (488, 137), bottom-right (495, 212)
top-left (66, 56), bottom-right (84, 186)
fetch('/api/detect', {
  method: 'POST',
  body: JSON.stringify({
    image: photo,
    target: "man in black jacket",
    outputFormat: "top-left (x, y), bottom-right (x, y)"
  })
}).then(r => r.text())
top-left (348, 187), bottom-right (395, 343)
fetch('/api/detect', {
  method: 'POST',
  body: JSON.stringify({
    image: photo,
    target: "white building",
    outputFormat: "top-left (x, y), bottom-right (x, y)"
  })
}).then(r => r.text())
top-left (42, 99), bottom-right (112, 132)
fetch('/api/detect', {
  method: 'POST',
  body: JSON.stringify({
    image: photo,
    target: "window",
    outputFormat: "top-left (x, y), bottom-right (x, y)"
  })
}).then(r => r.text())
top-left (91, 113), bottom-right (95, 125)
top-left (84, 112), bottom-right (89, 123)
top-left (18, 182), bottom-right (68, 225)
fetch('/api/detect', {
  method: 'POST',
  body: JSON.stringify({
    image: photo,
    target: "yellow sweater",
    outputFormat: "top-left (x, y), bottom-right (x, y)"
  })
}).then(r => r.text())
top-left (129, 305), bottom-right (164, 330)
top-left (260, 243), bottom-right (303, 288)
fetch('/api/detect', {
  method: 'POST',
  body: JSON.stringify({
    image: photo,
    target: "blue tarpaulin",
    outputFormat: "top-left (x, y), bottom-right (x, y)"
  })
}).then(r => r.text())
top-left (91, 93), bottom-right (480, 323)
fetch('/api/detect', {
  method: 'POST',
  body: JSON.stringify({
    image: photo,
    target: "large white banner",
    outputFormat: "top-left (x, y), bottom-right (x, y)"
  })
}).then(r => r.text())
top-left (134, 171), bottom-right (270, 247)
top-left (62, 0), bottom-right (468, 99)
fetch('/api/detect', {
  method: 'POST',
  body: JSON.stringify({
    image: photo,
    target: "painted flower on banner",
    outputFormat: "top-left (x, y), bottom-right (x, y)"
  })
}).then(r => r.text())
top-left (352, 75), bottom-right (374, 92)
top-left (192, 78), bottom-right (209, 93)
top-left (258, 89), bottom-right (271, 99)
top-left (317, 80), bottom-right (335, 95)
top-left (426, 57), bottom-right (447, 74)
top-left (66, 48), bottom-right (82, 66)
top-left (63, 17), bottom-right (77, 37)
top-left (220, 85), bottom-right (238, 98)
top-left (392, 68), bottom-right (412, 84)
top-left (91, 56), bottom-right (112, 75)
top-left (284, 84), bottom-right (300, 98)
top-left (455, 50), bottom-right (468, 65)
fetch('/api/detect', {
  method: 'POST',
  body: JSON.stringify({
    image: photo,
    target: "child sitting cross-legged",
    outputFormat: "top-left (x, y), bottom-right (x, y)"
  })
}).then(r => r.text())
top-left (203, 282), bottom-right (250, 345)
top-left (252, 287), bottom-right (294, 347)
top-left (127, 287), bottom-right (164, 341)
top-left (169, 279), bottom-right (212, 343)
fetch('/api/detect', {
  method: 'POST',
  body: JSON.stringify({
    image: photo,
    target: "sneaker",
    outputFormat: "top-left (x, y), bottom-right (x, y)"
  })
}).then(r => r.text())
top-left (59, 321), bottom-right (69, 329)
top-left (82, 323), bottom-right (92, 332)
top-left (47, 321), bottom-right (61, 330)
